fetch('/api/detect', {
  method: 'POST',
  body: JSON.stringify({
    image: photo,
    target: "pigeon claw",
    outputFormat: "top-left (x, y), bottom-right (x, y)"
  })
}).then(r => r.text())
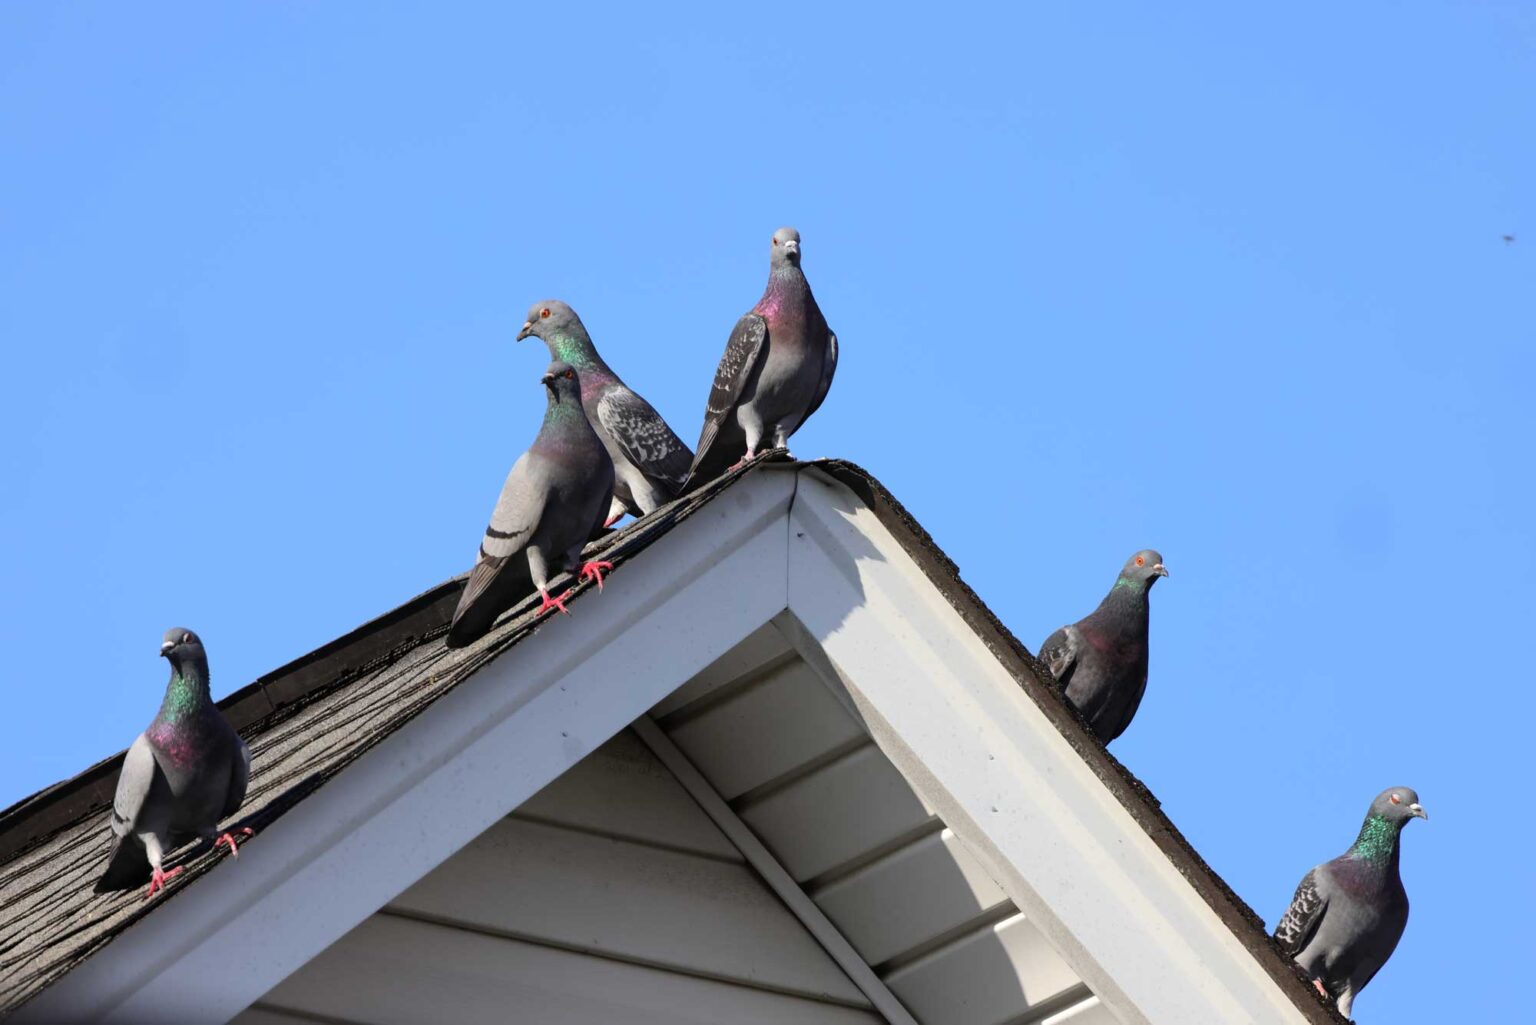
top-left (143, 865), bottom-right (184, 901)
top-left (214, 827), bottom-right (255, 859)
top-left (603, 512), bottom-right (624, 528)
top-left (538, 589), bottom-right (571, 616)
top-left (1312, 979), bottom-right (1327, 999)
top-left (580, 560), bottom-right (614, 592)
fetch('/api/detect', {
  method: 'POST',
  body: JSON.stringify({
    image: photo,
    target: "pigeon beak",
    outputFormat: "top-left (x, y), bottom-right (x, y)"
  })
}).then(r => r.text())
top-left (540, 372), bottom-right (556, 387)
top-left (1409, 803), bottom-right (1428, 821)
top-left (783, 240), bottom-right (800, 258)
top-left (516, 321), bottom-right (534, 341)
top-left (160, 641), bottom-right (175, 658)
top-left (1153, 563), bottom-right (1169, 578)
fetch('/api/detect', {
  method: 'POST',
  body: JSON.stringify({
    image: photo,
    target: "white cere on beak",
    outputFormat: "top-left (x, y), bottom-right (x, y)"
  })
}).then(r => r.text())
top-left (160, 641), bottom-right (175, 655)
top-left (1409, 803), bottom-right (1428, 820)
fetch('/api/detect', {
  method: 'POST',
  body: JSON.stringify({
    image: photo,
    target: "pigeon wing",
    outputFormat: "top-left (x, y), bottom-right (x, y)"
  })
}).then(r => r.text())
top-left (801, 328), bottom-right (838, 426)
top-left (94, 734), bottom-right (160, 892)
top-left (687, 313), bottom-right (766, 486)
top-left (455, 452), bottom-right (545, 621)
top-left (597, 386), bottom-right (693, 491)
top-left (1274, 868), bottom-right (1328, 956)
top-left (1038, 625), bottom-right (1082, 687)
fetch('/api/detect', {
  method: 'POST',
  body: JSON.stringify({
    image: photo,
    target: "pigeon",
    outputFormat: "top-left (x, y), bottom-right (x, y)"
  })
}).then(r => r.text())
top-left (517, 300), bottom-right (692, 524)
top-left (1274, 787), bottom-right (1428, 1019)
top-left (446, 361), bottom-right (617, 648)
top-left (1037, 550), bottom-right (1168, 744)
top-left (95, 628), bottom-right (252, 899)
top-left (684, 227), bottom-right (838, 490)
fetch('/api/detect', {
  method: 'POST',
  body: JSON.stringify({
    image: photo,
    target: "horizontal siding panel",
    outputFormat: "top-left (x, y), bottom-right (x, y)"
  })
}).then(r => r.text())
top-left (816, 828), bottom-right (1011, 966)
top-left (650, 622), bottom-right (791, 719)
top-left (389, 816), bottom-right (867, 1005)
top-left (1041, 996), bottom-right (1117, 1024)
top-left (884, 913), bottom-right (1080, 1025)
top-left (666, 659), bottom-right (866, 799)
top-left (229, 1007), bottom-right (325, 1025)
top-left (264, 915), bottom-right (884, 1025)
top-left (513, 729), bottom-right (740, 861)
top-left (739, 744), bottom-right (937, 881)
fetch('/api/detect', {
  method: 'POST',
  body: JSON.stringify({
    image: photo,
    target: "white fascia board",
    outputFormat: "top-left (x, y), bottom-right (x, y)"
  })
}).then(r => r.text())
top-left (781, 469), bottom-right (1309, 1025)
top-left (19, 472), bottom-right (797, 1025)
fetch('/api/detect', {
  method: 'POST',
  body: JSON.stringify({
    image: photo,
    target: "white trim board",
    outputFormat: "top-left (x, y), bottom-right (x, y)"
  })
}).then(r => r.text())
top-left (21, 465), bottom-right (1320, 1025)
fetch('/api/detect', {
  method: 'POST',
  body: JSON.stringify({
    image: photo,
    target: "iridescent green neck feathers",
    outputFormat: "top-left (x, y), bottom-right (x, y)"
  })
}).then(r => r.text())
top-left (1350, 813), bottom-right (1401, 863)
top-left (157, 667), bottom-right (210, 725)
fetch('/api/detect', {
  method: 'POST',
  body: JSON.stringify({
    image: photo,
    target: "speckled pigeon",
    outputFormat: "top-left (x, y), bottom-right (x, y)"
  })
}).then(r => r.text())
top-left (518, 300), bottom-right (692, 523)
top-left (1037, 550), bottom-right (1168, 744)
top-left (446, 361), bottom-right (616, 648)
top-left (684, 227), bottom-right (838, 490)
top-left (1274, 787), bottom-right (1427, 1019)
top-left (95, 628), bottom-right (252, 899)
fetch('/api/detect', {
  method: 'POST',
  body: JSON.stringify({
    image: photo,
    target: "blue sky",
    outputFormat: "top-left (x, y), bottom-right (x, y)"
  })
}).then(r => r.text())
top-left (2, 4), bottom-right (1531, 1020)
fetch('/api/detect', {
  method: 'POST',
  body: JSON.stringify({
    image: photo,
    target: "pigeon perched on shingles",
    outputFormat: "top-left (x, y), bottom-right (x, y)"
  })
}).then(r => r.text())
top-left (446, 361), bottom-right (616, 648)
top-left (95, 628), bottom-right (252, 899)
top-left (1037, 550), bottom-right (1168, 744)
top-left (1275, 787), bottom-right (1427, 1019)
top-left (518, 300), bottom-right (692, 524)
top-left (684, 227), bottom-right (838, 490)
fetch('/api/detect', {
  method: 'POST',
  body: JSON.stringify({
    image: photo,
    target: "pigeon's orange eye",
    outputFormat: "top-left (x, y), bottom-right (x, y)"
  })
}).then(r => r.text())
top-left (772, 238), bottom-right (778, 245)
top-left (1135, 555), bottom-right (1145, 567)
top-left (1390, 793), bottom-right (1401, 804)
top-left (540, 308), bottom-right (551, 319)
top-left (564, 369), bottom-right (574, 379)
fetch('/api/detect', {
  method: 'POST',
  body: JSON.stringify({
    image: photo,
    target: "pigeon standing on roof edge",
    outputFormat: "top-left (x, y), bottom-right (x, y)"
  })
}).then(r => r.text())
top-left (684, 227), bottom-right (838, 491)
top-left (1037, 549), bottom-right (1168, 744)
top-left (1274, 787), bottom-right (1427, 1019)
top-left (446, 361), bottom-right (616, 647)
top-left (518, 300), bottom-right (692, 524)
top-left (95, 629), bottom-right (252, 899)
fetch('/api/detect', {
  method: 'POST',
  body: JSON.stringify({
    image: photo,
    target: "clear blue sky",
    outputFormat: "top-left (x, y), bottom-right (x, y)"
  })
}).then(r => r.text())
top-left (2, 4), bottom-right (1530, 1020)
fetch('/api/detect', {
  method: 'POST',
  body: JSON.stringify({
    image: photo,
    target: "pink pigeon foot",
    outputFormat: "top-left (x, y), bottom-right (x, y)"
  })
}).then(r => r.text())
top-left (538, 589), bottom-right (571, 616)
top-left (580, 560), bottom-right (614, 591)
top-left (603, 511), bottom-right (625, 528)
top-left (214, 827), bottom-right (255, 858)
top-left (143, 865), bottom-right (184, 901)
top-left (1312, 979), bottom-right (1327, 999)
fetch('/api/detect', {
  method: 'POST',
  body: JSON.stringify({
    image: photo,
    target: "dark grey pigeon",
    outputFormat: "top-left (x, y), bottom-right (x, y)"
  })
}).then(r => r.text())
top-left (518, 300), bottom-right (692, 523)
top-left (684, 227), bottom-right (838, 490)
top-left (1037, 549), bottom-right (1168, 744)
top-left (95, 628), bottom-right (252, 899)
top-left (1274, 787), bottom-right (1427, 1019)
top-left (446, 361), bottom-right (616, 648)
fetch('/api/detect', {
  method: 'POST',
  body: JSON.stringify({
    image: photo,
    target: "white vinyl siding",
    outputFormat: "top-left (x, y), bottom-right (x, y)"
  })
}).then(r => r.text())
top-left (236, 729), bottom-right (879, 1025)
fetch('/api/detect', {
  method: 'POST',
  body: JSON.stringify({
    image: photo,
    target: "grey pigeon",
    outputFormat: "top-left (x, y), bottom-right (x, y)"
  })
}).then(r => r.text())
top-left (684, 227), bottom-right (838, 490)
top-left (446, 361), bottom-right (616, 647)
top-left (518, 300), bottom-right (692, 523)
top-left (1037, 550), bottom-right (1168, 744)
top-left (95, 628), bottom-right (252, 899)
top-left (1274, 787), bottom-right (1427, 1018)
